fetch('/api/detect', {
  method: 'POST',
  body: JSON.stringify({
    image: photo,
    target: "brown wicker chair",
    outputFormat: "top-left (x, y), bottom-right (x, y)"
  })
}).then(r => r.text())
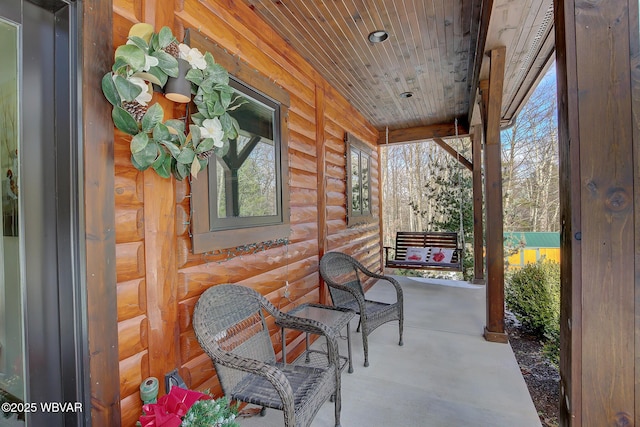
top-left (319, 252), bottom-right (404, 367)
top-left (193, 284), bottom-right (342, 427)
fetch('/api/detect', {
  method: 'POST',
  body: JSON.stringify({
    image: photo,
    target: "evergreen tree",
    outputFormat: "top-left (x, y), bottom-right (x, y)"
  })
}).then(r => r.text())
top-left (409, 140), bottom-right (475, 280)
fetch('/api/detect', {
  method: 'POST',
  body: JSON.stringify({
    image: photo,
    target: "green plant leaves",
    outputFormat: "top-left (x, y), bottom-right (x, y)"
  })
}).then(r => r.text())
top-left (152, 151), bottom-right (172, 178)
top-left (152, 122), bottom-right (171, 142)
top-left (176, 147), bottom-right (195, 164)
top-left (208, 63), bottom-right (229, 85)
top-left (142, 103), bottom-right (164, 133)
top-left (189, 124), bottom-right (202, 146)
top-left (112, 57), bottom-right (129, 73)
top-left (101, 73), bottom-right (120, 106)
top-left (185, 68), bottom-right (204, 86)
top-left (157, 26), bottom-right (175, 48)
top-left (147, 67), bottom-right (169, 87)
top-left (219, 113), bottom-right (239, 140)
top-left (196, 138), bottom-right (215, 154)
top-left (165, 119), bottom-right (186, 135)
top-left (127, 36), bottom-right (149, 51)
top-left (160, 141), bottom-right (181, 159)
top-left (130, 132), bottom-right (148, 154)
top-left (152, 51), bottom-right (179, 78)
top-left (132, 140), bottom-right (160, 168)
top-left (190, 112), bottom-right (205, 127)
top-left (115, 44), bottom-right (146, 70)
top-left (103, 24), bottom-right (239, 181)
top-left (112, 107), bottom-right (140, 135)
top-left (113, 75), bottom-right (142, 102)
top-left (174, 162), bottom-right (190, 181)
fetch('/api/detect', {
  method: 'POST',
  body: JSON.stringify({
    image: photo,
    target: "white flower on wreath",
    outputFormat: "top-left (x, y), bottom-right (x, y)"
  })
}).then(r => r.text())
top-left (179, 43), bottom-right (207, 70)
top-left (128, 76), bottom-right (153, 106)
top-left (199, 118), bottom-right (225, 147)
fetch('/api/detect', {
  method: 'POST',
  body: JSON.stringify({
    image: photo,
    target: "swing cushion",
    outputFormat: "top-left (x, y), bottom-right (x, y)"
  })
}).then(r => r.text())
top-left (384, 231), bottom-right (463, 272)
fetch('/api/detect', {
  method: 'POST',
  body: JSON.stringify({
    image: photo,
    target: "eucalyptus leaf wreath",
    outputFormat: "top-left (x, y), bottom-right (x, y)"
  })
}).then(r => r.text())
top-left (101, 23), bottom-right (244, 180)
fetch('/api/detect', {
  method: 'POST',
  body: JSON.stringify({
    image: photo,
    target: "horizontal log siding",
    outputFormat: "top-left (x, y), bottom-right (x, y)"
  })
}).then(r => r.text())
top-left (113, 0), bottom-right (378, 423)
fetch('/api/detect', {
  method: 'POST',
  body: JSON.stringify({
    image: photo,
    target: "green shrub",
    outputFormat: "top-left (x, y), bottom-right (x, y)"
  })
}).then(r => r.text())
top-left (505, 261), bottom-right (560, 341)
top-left (543, 324), bottom-right (560, 367)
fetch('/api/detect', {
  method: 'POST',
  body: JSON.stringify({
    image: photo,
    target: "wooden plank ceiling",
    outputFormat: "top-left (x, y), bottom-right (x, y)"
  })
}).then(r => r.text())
top-left (240, 0), bottom-right (555, 143)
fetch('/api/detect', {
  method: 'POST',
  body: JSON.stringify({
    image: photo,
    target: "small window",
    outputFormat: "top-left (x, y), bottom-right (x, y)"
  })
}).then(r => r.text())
top-left (189, 30), bottom-right (290, 253)
top-left (209, 79), bottom-right (283, 231)
top-left (346, 133), bottom-right (374, 226)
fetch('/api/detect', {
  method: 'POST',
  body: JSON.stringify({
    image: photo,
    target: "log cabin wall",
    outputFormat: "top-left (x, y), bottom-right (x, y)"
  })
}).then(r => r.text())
top-left (112, 0), bottom-right (379, 425)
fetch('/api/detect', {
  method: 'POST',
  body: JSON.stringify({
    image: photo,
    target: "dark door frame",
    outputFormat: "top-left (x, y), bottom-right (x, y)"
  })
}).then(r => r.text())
top-left (0, 0), bottom-right (91, 425)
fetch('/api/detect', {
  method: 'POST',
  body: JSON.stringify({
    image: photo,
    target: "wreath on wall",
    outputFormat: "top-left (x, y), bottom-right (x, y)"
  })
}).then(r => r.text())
top-left (101, 23), bottom-right (244, 180)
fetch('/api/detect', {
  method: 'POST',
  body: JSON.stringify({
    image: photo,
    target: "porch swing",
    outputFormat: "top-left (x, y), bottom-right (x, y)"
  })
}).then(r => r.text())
top-left (384, 120), bottom-right (465, 272)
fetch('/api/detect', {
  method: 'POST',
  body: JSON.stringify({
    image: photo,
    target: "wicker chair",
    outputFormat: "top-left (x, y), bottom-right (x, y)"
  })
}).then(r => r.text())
top-left (319, 252), bottom-right (404, 367)
top-left (193, 284), bottom-right (342, 427)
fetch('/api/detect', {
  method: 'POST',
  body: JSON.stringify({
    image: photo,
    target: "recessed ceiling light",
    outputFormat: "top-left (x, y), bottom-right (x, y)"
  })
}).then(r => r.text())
top-left (368, 30), bottom-right (389, 43)
top-left (400, 92), bottom-right (413, 99)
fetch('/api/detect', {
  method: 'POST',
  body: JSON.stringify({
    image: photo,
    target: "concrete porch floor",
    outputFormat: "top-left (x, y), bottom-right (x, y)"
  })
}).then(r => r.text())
top-left (240, 275), bottom-right (542, 427)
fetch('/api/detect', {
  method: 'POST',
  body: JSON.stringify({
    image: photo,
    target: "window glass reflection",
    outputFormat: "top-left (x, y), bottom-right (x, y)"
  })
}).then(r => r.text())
top-left (0, 17), bottom-right (25, 424)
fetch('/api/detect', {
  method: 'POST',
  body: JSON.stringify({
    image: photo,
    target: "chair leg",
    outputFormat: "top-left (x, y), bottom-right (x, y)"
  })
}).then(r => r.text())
top-left (398, 316), bottom-right (404, 346)
top-left (361, 325), bottom-right (369, 367)
top-left (334, 373), bottom-right (341, 427)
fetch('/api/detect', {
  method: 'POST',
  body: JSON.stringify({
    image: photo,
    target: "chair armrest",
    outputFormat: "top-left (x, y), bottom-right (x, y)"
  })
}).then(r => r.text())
top-left (213, 350), bottom-right (296, 419)
top-left (356, 264), bottom-right (404, 303)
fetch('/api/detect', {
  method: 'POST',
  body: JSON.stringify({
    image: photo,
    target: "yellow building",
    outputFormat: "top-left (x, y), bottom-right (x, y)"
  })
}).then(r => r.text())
top-left (504, 232), bottom-right (560, 268)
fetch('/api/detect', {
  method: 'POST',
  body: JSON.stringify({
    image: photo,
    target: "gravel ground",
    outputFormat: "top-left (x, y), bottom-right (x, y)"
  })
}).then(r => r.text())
top-left (506, 315), bottom-right (560, 427)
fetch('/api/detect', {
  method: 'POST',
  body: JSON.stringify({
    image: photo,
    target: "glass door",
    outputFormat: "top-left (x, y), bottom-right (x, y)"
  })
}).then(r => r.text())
top-left (0, 16), bottom-right (24, 426)
top-left (0, 1), bottom-right (86, 425)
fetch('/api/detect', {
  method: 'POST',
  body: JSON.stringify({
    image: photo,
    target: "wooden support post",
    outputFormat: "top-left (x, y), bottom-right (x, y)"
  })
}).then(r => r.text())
top-left (143, 0), bottom-right (180, 392)
top-left (471, 125), bottom-right (485, 285)
top-left (481, 46), bottom-right (507, 344)
top-left (84, 0), bottom-right (121, 425)
top-left (555, 0), bottom-right (638, 424)
top-left (316, 84), bottom-right (328, 304)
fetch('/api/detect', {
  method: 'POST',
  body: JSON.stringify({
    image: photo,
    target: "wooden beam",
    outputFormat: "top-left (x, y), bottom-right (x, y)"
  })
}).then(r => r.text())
top-left (467, 0), bottom-right (495, 126)
top-left (84, 0), bottom-right (121, 425)
top-left (376, 122), bottom-right (469, 145)
top-left (432, 138), bottom-right (473, 171)
top-left (482, 46), bottom-right (507, 344)
top-left (471, 125), bottom-right (485, 284)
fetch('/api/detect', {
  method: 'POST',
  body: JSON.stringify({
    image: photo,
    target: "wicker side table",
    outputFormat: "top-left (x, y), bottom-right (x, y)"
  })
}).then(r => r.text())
top-left (279, 303), bottom-right (356, 374)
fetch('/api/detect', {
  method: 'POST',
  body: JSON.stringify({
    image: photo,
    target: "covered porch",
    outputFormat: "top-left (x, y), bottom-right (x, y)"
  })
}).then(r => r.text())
top-left (241, 276), bottom-right (541, 426)
top-left (3, 0), bottom-right (634, 424)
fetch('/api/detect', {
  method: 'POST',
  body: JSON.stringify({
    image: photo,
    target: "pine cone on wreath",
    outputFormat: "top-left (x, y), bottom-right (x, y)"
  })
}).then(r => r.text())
top-left (197, 149), bottom-right (215, 160)
top-left (163, 41), bottom-right (180, 59)
top-left (123, 101), bottom-right (148, 122)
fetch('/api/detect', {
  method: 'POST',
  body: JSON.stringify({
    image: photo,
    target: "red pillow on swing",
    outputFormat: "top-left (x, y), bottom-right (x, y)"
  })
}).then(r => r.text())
top-left (429, 248), bottom-right (454, 264)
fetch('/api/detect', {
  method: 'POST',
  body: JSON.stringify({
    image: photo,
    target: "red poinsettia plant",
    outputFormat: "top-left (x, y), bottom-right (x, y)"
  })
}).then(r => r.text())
top-left (139, 386), bottom-right (208, 427)
top-left (139, 386), bottom-right (239, 427)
